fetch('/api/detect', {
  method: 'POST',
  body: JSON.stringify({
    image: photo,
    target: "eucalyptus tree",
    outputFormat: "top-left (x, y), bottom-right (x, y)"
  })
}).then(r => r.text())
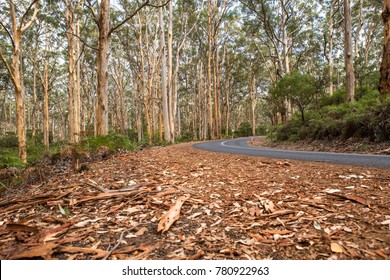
top-left (0, 0), bottom-right (40, 163)
top-left (380, 0), bottom-right (390, 95)
top-left (343, 0), bottom-right (355, 102)
top-left (85, 0), bottom-right (171, 137)
top-left (64, 0), bottom-right (83, 143)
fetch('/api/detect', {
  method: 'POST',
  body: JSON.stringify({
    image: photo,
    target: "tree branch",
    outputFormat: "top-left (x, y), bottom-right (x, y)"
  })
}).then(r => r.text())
top-left (0, 47), bottom-right (16, 86)
top-left (0, 21), bottom-right (15, 48)
top-left (66, 31), bottom-right (99, 51)
top-left (20, 0), bottom-right (40, 33)
top-left (85, 0), bottom-right (99, 25)
top-left (109, 0), bottom-right (171, 36)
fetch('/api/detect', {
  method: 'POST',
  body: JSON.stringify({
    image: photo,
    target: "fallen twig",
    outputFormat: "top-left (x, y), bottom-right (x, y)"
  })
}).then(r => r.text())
top-left (103, 231), bottom-right (126, 260)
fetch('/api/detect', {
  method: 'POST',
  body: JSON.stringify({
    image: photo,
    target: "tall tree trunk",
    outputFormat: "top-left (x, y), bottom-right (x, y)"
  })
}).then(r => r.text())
top-left (354, 0), bottom-right (363, 57)
top-left (380, 0), bottom-right (390, 96)
top-left (32, 32), bottom-right (39, 141)
top-left (250, 75), bottom-right (256, 136)
top-left (74, 10), bottom-right (81, 142)
top-left (281, 0), bottom-right (290, 74)
top-left (138, 13), bottom-right (152, 145)
top-left (65, 0), bottom-right (75, 143)
top-left (159, 1), bottom-right (171, 142)
top-left (207, 0), bottom-right (214, 139)
top-left (96, 0), bottom-right (110, 135)
top-left (0, 1), bottom-right (39, 163)
top-left (41, 33), bottom-right (50, 151)
top-left (213, 46), bottom-right (221, 139)
top-left (13, 35), bottom-right (27, 162)
top-left (344, 0), bottom-right (355, 102)
top-left (167, 0), bottom-right (175, 143)
top-left (328, 0), bottom-right (336, 95)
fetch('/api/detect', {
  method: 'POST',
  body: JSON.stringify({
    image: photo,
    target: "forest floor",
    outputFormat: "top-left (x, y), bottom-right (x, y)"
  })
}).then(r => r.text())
top-left (0, 142), bottom-right (389, 260)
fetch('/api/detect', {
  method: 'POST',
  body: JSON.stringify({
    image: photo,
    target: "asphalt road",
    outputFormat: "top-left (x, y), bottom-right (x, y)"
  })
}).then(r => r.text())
top-left (193, 137), bottom-right (390, 169)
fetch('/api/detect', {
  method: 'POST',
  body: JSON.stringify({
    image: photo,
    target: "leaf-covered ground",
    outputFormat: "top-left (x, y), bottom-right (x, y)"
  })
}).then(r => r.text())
top-left (0, 142), bottom-right (389, 260)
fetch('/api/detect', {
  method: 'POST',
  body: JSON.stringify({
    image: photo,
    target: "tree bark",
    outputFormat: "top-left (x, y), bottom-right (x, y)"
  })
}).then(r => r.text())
top-left (41, 32), bottom-right (50, 151)
top-left (380, 0), bottom-right (390, 96)
top-left (207, 1), bottom-right (214, 139)
top-left (167, 0), bottom-right (175, 143)
top-left (96, 0), bottom-right (110, 136)
top-left (138, 13), bottom-right (152, 145)
top-left (250, 75), bottom-right (256, 136)
top-left (65, 0), bottom-right (75, 143)
top-left (159, 1), bottom-right (171, 142)
top-left (328, 0), bottom-right (336, 96)
top-left (0, 0), bottom-right (40, 163)
top-left (344, 0), bottom-right (355, 102)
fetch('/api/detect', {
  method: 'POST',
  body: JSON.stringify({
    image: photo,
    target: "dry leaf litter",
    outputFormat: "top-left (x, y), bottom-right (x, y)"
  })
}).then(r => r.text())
top-left (0, 143), bottom-right (389, 260)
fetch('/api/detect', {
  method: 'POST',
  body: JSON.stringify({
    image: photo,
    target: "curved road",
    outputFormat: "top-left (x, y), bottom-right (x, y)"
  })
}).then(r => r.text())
top-left (193, 137), bottom-right (390, 169)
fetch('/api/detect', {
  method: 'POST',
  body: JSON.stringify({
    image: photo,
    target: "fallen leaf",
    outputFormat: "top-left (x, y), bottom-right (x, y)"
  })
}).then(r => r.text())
top-left (210, 219), bottom-right (223, 227)
top-left (195, 223), bottom-right (207, 235)
top-left (313, 221), bottom-right (321, 231)
top-left (6, 223), bottom-right (39, 233)
top-left (157, 195), bottom-right (189, 233)
top-left (381, 220), bottom-right (390, 225)
top-left (330, 243), bottom-right (344, 253)
top-left (74, 218), bottom-right (101, 228)
top-left (343, 227), bottom-right (353, 233)
top-left (57, 246), bottom-right (107, 259)
top-left (58, 204), bottom-right (67, 216)
top-left (188, 212), bottom-right (202, 219)
top-left (261, 229), bottom-right (292, 235)
top-left (327, 193), bottom-right (370, 206)
top-left (261, 199), bottom-right (275, 213)
top-left (135, 227), bottom-right (147, 236)
top-left (10, 243), bottom-right (58, 260)
top-left (325, 189), bottom-right (341, 193)
top-left (237, 239), bottom-right (255, 246)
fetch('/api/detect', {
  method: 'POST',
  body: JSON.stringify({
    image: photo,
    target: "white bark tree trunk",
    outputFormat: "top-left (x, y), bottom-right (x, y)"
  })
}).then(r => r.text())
top-left (0, 0), bottom-right (39, 163)
top-left (344, 0), bottom-right (355, 102)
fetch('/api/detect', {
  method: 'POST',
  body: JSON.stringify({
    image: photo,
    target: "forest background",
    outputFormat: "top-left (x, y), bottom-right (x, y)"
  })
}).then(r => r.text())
top-left (0, 0), bottom-right (389, 170)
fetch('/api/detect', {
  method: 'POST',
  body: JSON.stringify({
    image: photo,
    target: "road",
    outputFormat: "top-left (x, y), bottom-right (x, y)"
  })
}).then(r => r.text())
top-left (193, 137), bottom-right (390, 168)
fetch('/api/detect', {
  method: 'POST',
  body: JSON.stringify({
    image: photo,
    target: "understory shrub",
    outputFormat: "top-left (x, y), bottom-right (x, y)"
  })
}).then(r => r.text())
top-left (275, 88), bottom-right (390, 142)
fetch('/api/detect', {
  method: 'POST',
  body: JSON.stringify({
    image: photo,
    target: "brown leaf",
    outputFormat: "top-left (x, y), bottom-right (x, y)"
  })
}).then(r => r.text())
top-left (327, 193), bottom-right (370, 207)
top-left (261, 229), bottom-right (292, 235)
top-left (330, 243), bottom-right (344, 253)
top-left (57, 246), bottom-right (108, 259)
top-left (157, 195), bottom-right (189, 233)
top-left (6, 223), bottom-right (39, 233)
top-left (128, 242), bottom-right (162, 260)
top-left (10, 243), bottom-right (58, 260)
top-left (40, 222), bottom-right (75, 242)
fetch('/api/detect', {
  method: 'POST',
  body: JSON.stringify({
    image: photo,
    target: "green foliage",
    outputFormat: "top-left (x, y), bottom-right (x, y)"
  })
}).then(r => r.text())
top-left (0, 132), bottom-right (137, 169)
top-left (221, 127), bottom-right (233, 138)
top-left (0, 153), bottom-right (26, 169)
top-left (235, 122), bottom-right (253, 137)
top-left (274, 87), bottom-right (390, 142)
top-left (0, 132), bottom-right (18, 148)
top-left (319, 89), bottom-right (346, 107)
top-left (79, 132), bottom-right (136, 152)
top-left (256, 124), bottom-right (271, 136)
top-left (270, 71), bottom-right (319, 122)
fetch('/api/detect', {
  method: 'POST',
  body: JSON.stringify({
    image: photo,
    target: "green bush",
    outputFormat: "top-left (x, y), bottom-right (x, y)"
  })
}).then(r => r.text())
top-left (79, 132), bottom-right (135, 152)
top-left (0, 154), bottom-right (26, 169)
top-left (274, 87), bottom-right (390, 142)
top-left (0, 132), bottom-right (18, 148)
top-left (256, 124), bottom-right (271, 136)
top-left (319, 89), bottom-right (346, 107)
top-left (236, 122), bottom-right (253, 137)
